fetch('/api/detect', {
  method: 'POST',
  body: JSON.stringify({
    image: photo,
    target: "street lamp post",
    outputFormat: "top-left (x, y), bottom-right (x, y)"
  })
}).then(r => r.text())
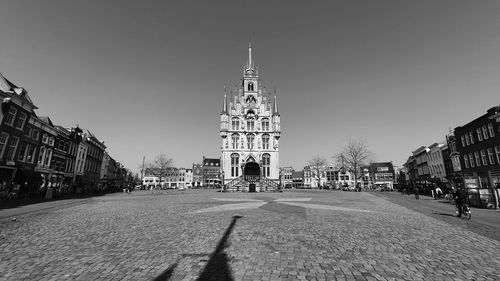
top-left (279, 169), bottom-right (282, 192)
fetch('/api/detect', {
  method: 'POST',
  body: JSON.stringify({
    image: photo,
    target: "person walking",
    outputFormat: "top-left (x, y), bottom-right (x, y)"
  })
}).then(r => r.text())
top-left (435, 185), bottom-right (443, 199)
top-left (454, 187), bottom-right (468, 217)
top-left (414, 185), bottom-right (420, 200)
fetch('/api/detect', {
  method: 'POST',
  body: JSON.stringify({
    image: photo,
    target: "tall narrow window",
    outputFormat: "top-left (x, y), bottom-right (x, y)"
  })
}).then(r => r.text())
top-left (5, 136), bottom-right (19, 161)
top-left (14, 112), bottom-right (27, 130)
top-left (231, 153), bottom-right (239, 177)
top-left (262, 134), bottom-right (270, 149)
top-left (461, 136), bottom-right (466, 147)
top-left (469, 154), bottom-right (475, 168)
top-left (488, 148), bottom-right (495, 165)
top-left (464, 155), bottom-right (469, 169)
top-left (44, 149), bottom-right (52, 166)
top-left (481, 150), bottom-right (488, 165)
top-left (474, 151), bottom-right (481, 167)
top-left (231, 134), bottom-right (239, 149)
top-left (469, 132), bottom-right (475, 144)
top-left (28, 145), bottom-right (36, 164)
top-left (488, 123), bottom-right (495, 138)
top-left (247, 134), bottom-right (254, 149)
top-left (17, 141), bottom-right (28, 162)
top-left (32, 130), bottom-right (39, 141)
top-left (495, 146), bottom-right (500, 165)
top-left (38, 146), bottom-right (46, 165)
top-left (0, 132), bottom-right (9, 159)
top-left (231, 118), bottom-right (240, 130)
top-left (247, 119), bottom-right (254, 131)
top-left (261, 118), bottom-right (269, 131)
top-left (262, 154), bottom-right (270, 177)
top-left (4, 107), bottom-right (17, 126)
top-left (248, 82), bottom-right (254, 91)
top-left (25, 126), bottom-right (32, 138)
top-left (482, 126), bottom-right (489, 139)
top-left (477, 128), bottom-right (483, 141)
top-left (465, 134), bottom-right (470, 146)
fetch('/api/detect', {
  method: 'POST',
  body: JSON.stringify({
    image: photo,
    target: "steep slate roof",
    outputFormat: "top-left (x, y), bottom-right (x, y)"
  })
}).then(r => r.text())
top-left (369, 162), bottom-right (394, 173)
top-left (38, 116), bottom-right (54, 126)
top-left (203, 158), bottom-right (220, 167)
top-left (0, 72), bottom-right (36, 107)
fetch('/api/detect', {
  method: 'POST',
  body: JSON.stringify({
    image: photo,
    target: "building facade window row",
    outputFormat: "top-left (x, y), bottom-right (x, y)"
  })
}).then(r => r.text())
top-left (460, 123), bottom-right (495, 147)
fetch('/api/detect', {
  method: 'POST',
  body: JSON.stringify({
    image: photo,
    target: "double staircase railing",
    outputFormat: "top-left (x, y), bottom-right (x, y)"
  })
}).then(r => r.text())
top-left (224, 176), bottom-right (281, 192)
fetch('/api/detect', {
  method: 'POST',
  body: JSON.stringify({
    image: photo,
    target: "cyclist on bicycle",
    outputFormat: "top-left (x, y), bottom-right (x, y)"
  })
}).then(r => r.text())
top-left (454, 187), bottom-right (468, 217)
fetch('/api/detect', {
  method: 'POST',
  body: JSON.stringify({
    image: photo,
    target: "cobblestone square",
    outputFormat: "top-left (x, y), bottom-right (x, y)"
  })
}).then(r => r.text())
top-left (1, 190), bottom-right (499, 281)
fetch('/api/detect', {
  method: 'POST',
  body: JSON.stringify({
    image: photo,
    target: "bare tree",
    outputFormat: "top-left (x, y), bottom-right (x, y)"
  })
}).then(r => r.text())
top-left (145, 154), bottom-right (174, 190)
top-left (334, 140), bottom-right (373, 191)
top-left (307, 156), bottom-right (328, 188)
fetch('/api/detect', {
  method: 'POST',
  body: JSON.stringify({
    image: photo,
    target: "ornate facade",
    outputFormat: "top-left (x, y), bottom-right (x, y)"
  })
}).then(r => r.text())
top-left (220, 43), bottom-right (281, 191)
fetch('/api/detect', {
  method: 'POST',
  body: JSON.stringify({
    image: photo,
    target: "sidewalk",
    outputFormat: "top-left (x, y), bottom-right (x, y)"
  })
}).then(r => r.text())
top-left (372, 191), bottom-right (500, 242)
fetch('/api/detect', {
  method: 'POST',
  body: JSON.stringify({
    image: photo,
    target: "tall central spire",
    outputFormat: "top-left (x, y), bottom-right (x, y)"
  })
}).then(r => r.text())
top-left (248, 42), bottom-right (252, 68)
top-left (246, 41), bottom-right (254, 71)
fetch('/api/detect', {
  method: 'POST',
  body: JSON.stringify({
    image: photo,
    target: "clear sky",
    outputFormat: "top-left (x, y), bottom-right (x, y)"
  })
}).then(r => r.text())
top-left (1, 0), bottom-right (499, 174)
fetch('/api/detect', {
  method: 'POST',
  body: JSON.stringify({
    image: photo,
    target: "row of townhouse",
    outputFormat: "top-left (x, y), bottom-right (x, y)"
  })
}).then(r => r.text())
top-left (142, 156), bottom-right (222, 189)
top-left (404, 105), bottom-right (500, 208)
top-left (142, 167), bottom-right (194, 189)
top-left (282, 162), bottom-right (395, 190)
top-left (281, 165), bottom-right (355, 189)
top-left (0, 73), bottom-right (130, 199)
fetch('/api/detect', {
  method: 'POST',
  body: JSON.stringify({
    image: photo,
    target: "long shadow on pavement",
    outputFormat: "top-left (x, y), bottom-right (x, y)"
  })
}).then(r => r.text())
top-left (152, 263), bottom-right (178, 281)
top-left (196, 215), bottom-right (242, 281)
top-left (434, 212), bottom-right (456, 217)
top-left (153, 215), bottom-right (242, 281)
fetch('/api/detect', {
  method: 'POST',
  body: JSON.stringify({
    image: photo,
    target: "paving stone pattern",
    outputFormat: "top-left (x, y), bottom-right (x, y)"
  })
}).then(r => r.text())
top-left (1, 190), bottom-right (499, 281)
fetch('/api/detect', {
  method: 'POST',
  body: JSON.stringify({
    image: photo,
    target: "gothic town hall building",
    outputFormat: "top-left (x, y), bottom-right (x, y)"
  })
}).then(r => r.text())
top-left (220, 43), bottom-right (281, 192)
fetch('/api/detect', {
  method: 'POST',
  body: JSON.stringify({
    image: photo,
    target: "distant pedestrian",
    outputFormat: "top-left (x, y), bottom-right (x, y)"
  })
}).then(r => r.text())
top-left (435, 186), bottom-right (443, 199)
top-left (414, 186), bottom-right (420, 200)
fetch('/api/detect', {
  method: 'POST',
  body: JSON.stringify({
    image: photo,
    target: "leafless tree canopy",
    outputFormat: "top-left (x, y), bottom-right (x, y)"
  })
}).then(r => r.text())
top-left (145, 154), bottom-right (174, 181)
top-left (308, 156), bottom-right (328, 187)
top-left (334, 140), bottom-right (373, 186)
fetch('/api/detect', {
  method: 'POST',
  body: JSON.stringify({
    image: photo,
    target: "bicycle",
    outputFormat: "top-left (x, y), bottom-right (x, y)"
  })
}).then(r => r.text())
top-left (445, 192), bottom-right (454, 204)
top-left (455, 203), bottom-right (471, 220)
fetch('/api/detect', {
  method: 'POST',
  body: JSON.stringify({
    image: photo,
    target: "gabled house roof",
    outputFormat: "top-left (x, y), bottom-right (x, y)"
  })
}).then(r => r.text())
top-left (0, 72), bottom-right (37, 109)
top-left (39, 116), bottom-right (54, 127)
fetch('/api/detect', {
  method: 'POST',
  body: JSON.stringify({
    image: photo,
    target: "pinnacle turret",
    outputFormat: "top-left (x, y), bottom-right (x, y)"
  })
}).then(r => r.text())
top-left (222, 86), bottom-right (228, 114)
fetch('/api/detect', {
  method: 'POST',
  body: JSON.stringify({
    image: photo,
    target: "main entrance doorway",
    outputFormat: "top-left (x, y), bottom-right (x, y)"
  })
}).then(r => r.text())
top-left (243, 161), bottom-right (260, 192)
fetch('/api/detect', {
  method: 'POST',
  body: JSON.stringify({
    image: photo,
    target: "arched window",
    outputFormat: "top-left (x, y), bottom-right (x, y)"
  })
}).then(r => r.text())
top-left (247, 119), bottom-right (254, 131)
top-left (261, 118), bottom-right (269, 131)
top-left (262, 134), bottom-right (270, 149)
top-left (248, 82), bottom-right (254, 91)
top-left (262, 154), bottom-right (270, 177)
top-left (231, 134), bottom-right (239, 149)
top-left (247, 134), bottom-right (255, 149)
top-left (231, 153), bottom-right (239, 177)
top-left (231, 118), bottom-right (240, 130)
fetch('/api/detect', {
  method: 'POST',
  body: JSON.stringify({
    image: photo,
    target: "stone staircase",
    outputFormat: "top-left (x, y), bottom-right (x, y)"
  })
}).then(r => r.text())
top-left (224, 176), bottom-right (281, 192)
